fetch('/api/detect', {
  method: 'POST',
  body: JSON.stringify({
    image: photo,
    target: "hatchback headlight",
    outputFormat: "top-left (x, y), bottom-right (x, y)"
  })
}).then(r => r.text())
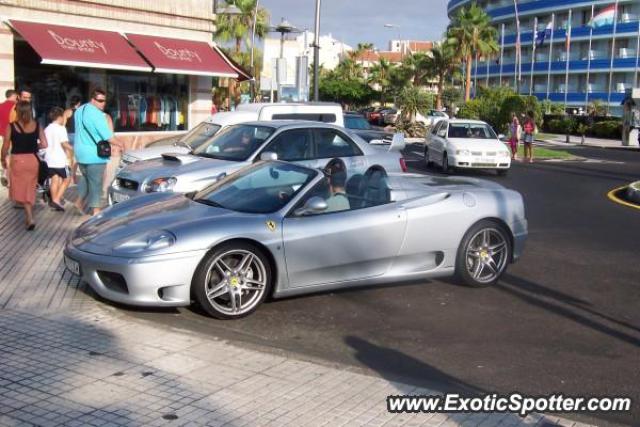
top-left (114, 230), bottom-right (176, 254)
top-left (456, 149), bottom-right (471, 156)
top-left (144, 177), bottom-right (177, 193)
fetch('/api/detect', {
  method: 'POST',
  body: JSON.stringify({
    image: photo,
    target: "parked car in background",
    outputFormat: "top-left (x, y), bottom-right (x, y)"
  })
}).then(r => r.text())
top-left (368, 107), bottom-right (384, 125)
top-left (382, 108), bottom-right (399, 125)
top-left (109, 121), bottom-right (407, 204)
top-left (344, 112), bottom-right (394, 143)
top-left (66, 160), bottom-right (527, 319)
top-left (424, 119), bottom-right (511, 176)
top-left (422, 109), bottom-right (449, 127)
top-left (119, 103), bottom-right (345, 169)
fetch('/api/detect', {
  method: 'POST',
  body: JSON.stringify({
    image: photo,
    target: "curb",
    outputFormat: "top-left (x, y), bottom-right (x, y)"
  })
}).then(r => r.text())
top-left (607, 186), bottom-right (640, 211)
top-left (535, 139), bottom-right (640, 152)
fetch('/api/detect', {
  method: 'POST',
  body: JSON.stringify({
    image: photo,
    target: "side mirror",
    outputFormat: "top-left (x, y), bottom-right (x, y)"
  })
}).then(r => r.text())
top-left (294, 196), bottom-right (327, 216)
top-left (260, 151), bottom-right (278, 161)
top-left (437, 130), bottom-right (447, 138)
top-left (498, 134), bottom-right (506, 140)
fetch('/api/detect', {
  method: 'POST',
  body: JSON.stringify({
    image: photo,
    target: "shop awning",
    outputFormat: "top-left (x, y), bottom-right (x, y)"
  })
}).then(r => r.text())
top-left (216, 46), bottom-right (253, 82)
top-left (124, 34), bottom-right (239, 78)
top-left (8, 20), bottom-right (152, 72)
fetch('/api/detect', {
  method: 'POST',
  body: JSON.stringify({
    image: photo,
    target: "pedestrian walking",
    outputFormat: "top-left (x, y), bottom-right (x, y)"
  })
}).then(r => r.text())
top-left (0, 89), bottom-right (18, 187)
top-left (44, 107), bottom-right (73, 211)
top-left (1, 101), bottom-right (48, 230)
top-left (73, 88), bottom-right (121, 216)
top-left (522, 111), bottom-right (536, 163)
top-left (508, 113), bottom-right (521, 160)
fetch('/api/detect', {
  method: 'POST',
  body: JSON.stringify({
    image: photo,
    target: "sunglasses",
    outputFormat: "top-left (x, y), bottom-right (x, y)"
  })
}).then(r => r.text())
top-left (93, 98), bottom-right (106, 103)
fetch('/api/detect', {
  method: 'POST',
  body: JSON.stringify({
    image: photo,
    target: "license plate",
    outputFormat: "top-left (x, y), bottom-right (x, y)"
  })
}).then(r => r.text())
top-left (64, 255), bottom-right (81, 276)
top-left (112, 192), bottom-right (130, 204)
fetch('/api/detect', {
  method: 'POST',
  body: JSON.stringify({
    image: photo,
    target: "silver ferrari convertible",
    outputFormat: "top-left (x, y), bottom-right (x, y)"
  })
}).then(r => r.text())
top-left (64, 160), bottom-right (527, 319)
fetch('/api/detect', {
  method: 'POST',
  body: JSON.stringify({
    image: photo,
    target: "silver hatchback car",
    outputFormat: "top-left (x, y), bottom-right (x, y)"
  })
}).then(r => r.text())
top-left (109, 121), bottom-right (407, 204)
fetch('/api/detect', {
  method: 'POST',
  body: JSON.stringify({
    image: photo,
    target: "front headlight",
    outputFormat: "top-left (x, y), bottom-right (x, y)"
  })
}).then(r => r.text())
top-left (144, 177), bottom-right (177, 193)
top-left (456, 149), bottom-right (471, 156)
top-left (499, 150), bottom-right (510, 157)
top-left (113, 230), bottom-right (176, 254)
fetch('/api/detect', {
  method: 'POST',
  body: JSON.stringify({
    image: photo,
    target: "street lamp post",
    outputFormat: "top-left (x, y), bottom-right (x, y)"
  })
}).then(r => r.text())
top-left (312, 0), bottom-right (321, 102)
top-left (249, 0), bottom-right (260, 101)
top-left (213, 0), bottom-right (241, 15)
top-left (272, 19), bottom-right (299, 101)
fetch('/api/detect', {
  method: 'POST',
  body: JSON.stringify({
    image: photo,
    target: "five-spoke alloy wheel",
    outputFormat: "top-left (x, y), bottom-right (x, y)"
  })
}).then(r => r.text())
top-left (194, 242), bottom-right (272, 319)
top-left (455, 220), bottom-right (511, 287)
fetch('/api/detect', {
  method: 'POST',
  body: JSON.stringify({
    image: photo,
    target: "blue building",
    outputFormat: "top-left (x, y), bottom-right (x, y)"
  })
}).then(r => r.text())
top-left (447, 0), bottom-right (640, 116)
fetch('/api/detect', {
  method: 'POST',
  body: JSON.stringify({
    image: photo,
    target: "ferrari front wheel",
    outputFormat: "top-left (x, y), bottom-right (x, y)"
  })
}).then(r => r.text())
top-left (455, 220), bottom-right (511, 287)
top-left (193, 242), bottom-right (272, 319)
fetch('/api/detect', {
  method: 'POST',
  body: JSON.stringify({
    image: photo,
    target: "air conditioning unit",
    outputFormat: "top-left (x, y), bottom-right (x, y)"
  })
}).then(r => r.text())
top-left (616, 83), bottom-right (627, 93)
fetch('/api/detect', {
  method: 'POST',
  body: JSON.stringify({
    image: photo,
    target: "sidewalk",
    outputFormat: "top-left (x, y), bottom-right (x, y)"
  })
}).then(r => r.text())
top-left (0, 189), bottom-right (595, 427)
top-left (537, 134), bottom-right (640, 151)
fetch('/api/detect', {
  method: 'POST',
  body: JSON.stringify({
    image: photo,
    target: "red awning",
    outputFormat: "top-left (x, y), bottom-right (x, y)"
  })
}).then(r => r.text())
top-left (9, 20), bottom-right (151, 72)
top-left (125, 33), bottom-right (239, 78)
top-left (215, 46), bottom-right (253, 82)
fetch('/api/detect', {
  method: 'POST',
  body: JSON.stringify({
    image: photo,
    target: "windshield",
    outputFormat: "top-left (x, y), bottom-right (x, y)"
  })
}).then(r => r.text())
top-left (181, 122), bottom-right (221, 150)
top-left (147, 122), bottom-right (220, 149)
top-left (448, 123), bottom-right (498, 139)
top-left (192, 124), bottom-right (276, 161)
top-left (194, 162), bottom-right (317, 213)
top-left (345, 115), bottom-right (372, 130)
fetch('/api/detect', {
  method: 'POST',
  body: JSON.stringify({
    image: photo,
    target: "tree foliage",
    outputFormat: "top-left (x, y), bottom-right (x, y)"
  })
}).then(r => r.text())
top-left (446, 3), bottom-right (498, 102)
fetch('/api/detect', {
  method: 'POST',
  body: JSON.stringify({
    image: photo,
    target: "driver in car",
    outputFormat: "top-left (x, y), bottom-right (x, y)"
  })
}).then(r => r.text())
top-left (324, 159), bottom-right (349, 213)
top-left (222, 129), bottom-right (253, 154)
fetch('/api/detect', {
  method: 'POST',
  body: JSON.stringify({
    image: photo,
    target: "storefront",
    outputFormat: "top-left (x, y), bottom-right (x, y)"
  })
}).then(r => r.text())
top-left (0, 1), bottom-right (250, 148)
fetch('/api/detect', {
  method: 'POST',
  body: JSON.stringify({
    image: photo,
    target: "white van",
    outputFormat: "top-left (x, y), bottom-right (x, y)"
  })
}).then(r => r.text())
top-left (119, 103), bottom-right (344, 168)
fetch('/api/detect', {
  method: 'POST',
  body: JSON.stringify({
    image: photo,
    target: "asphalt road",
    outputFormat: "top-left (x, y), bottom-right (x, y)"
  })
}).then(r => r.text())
top-left (122, 145), bottom-right (640, 426)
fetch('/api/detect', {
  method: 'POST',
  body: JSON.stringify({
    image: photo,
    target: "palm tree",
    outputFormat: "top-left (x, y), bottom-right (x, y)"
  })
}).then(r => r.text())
top-left (429, 43), bottom-right (460, 110)
top-left (215, 0), bottom-right (270, 104)
top-left (401, 53), bottom-right (432, 87)
top-left (446, 3), bottom-right (498, 102)
top-left (368, 58), bottom-right (392, 104)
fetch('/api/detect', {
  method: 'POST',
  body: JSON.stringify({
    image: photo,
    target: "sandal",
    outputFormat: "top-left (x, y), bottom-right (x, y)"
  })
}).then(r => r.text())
top-left (26, 223), bottom-right (35, 231)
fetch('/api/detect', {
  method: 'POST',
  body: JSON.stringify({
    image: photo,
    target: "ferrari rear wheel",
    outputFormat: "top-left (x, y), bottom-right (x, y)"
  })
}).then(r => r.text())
top-left (193, 242), bottom-right (272, 319)
top-left (455, 220), bottom-right (511, 287)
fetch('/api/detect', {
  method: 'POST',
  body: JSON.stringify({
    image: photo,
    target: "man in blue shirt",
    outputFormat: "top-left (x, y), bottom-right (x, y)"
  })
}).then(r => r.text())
top-left (74, 88), bottom-right (120, 216)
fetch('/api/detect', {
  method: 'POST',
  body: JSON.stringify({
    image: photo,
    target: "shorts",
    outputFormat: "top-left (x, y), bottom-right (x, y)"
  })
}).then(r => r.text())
top-left (48, 167), bottom-right (69, 179)
top-left (523, 134), bottom-right (534, 145)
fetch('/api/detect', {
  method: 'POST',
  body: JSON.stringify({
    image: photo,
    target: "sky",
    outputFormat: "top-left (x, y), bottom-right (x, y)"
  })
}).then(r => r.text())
top-left (258, 0), bottom-right (450, 50)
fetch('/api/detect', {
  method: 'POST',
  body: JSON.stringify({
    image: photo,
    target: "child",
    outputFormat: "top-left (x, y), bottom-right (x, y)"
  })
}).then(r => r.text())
top-left (44, 107), bottom-right (73, 211)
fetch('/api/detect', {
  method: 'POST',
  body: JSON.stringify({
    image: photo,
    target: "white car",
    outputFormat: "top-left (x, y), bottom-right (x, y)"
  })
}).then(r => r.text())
top-left (420, 109), bottom-right (449, 127)
top-left (119, 103), bottom-right (345, 169)
top-left (424, 119), bottom-right (511, 176)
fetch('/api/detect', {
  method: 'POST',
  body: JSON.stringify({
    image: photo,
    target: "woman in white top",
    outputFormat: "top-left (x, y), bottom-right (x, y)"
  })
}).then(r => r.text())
top-left (44, 107), bottom-right (73, 211)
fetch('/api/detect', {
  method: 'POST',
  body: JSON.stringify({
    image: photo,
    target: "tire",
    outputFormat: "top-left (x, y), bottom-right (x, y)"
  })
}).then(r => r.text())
top-left (424, 146), bottom-right (432, 168)
top-left (496, 169), bottom-right (508, 177)
top-left (455, 220), bottom-right (511, 287)
top-left (193, 242), bottom-right (272, 319)
top-left (442, 153), bottom-right (451, 174)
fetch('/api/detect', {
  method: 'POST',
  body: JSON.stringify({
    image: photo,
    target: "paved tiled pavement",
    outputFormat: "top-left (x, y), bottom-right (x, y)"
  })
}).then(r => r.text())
top-left (0, 189), bottom-right (595, 426)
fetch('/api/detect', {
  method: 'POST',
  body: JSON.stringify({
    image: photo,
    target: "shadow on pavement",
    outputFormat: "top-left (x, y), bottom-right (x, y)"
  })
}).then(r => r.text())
top-left (344, 335), bottom-right (484, 396)
top-left (496, 274), bottom-right (640, 348)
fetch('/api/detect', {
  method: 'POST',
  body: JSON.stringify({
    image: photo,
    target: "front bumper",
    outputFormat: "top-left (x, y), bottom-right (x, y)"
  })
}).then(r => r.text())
top-left (450, 155), bottom-right (511, 169)
top-left (64, 243), bottom-right (207, 307)
top-left (511, 218), bottom-right (527, 262)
